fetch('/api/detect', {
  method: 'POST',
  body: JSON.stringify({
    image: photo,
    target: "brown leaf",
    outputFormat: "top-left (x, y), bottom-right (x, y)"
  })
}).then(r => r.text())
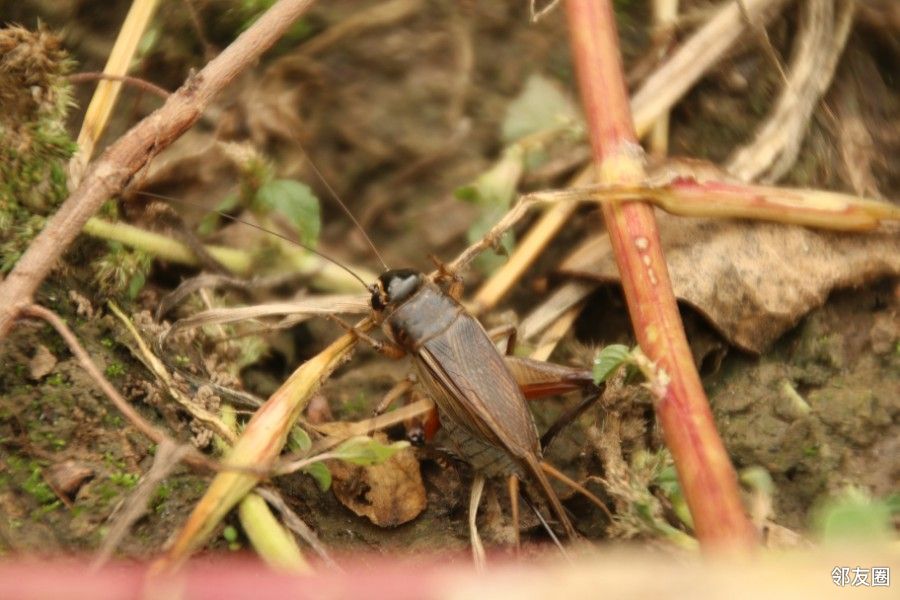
top-left (560, 215), bottom-right (900, 353)
top-left (330, 433), bottom-right (426, 527)
top-left (45, 460), bottom-right (93, 499)
top-left (28, 344), bottom-right (57, 380)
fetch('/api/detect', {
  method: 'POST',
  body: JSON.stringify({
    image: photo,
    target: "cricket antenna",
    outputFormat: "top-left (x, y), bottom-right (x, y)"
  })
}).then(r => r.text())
top-left (133, 190), bottom-right (373, 292)
top-left (293, 142), bottom-right (390, 272)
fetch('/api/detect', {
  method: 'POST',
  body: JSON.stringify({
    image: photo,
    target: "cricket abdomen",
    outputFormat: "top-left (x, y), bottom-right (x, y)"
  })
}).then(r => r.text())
top-left (436, 416), bottom-right (523, 478)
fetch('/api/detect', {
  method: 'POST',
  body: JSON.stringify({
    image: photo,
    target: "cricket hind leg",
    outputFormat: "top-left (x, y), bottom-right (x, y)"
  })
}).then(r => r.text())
top-left (507, 357), bottom-right (610, 524)
top-left (504, 473), bottom-right (564, 557)
top-left (508, 475), bottom-right (520, 553)
top-left (518, 488), bottom-right (567, 555)
top-left (469, 474), bottom-right (487, 570)
top-left (501, 354), bottom-right (605, 447)
top-left (486, 323), bottom-right (518, 356)
top-left (540, 387), bottom-right (603, 449)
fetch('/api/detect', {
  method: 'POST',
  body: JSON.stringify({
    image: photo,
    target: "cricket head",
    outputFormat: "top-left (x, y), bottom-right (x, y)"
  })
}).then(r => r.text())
top-left (370, 269), bottom-right (424, 312)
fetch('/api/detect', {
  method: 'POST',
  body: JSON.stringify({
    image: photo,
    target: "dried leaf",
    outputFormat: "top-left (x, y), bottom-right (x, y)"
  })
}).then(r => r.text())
top-left (560, 216), bottom-right (900, 353)
top-left (28, 344), bottom-right (57, 380)
top-left (45, 460), bottom-right (93, 498)
top-left (330, 433), bottom-right (425, 527)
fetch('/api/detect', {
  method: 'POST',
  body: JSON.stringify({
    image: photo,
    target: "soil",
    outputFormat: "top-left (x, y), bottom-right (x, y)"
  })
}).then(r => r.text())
top-left (0, 0), bottom-right (897, 559)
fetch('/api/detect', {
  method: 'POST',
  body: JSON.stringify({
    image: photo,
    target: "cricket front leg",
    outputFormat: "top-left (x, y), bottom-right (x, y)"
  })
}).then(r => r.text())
top-left (327, 315), bottom-right (406, 358)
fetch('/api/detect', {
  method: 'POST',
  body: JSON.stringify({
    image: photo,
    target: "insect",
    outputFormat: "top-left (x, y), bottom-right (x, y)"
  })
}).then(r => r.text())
top-left (366, 268), bottom-right (584, 539)
top-left (139, 163), bottom-right (602, 545)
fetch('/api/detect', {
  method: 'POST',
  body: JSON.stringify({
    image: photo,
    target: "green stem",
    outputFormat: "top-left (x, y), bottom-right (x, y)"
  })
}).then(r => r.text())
top-left (82, 216), bottom-right (372, 293)
top-left (238, 493), bottom-right (312, 573)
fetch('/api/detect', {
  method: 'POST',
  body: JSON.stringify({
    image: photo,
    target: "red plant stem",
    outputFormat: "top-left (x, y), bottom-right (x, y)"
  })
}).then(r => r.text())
top-left (564, 0), bottom-right (757, 549)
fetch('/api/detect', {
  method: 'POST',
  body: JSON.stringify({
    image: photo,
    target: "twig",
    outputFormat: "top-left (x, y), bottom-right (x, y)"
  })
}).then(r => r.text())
top-left (564, 0), bottom-right (756, 549)
top-left (68, 72), bottom-right (171, 100)
top-left (18, 304), bottom-right (217, 472)
top-left (107, 301), bottom-right (237, 445)
top-left (649, 0), bottom-right (678, 156)
top-left (0, 0), bottom-right (318, 341)
top-left (630, 0), bottom-right (787, 136)
top-left (92, 440), bottom-right (191, 569)
top-left (736, 0), bottom-right (789, 86)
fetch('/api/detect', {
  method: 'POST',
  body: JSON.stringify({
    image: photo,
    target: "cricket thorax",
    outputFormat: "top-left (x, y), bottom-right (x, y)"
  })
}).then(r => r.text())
top-left (378, 277), bottom-right (462, 351)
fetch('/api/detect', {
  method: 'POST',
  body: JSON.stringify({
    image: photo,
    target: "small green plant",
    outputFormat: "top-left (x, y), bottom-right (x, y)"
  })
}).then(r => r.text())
top-left (151, 482), bottom-right (173, 513)
top-left (222, 525), bottom-right (241, 551)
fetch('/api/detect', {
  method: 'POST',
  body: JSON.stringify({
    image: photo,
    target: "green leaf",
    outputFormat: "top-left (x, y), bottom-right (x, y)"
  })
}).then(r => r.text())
top-left (592, 344), bottom-right (632, 384)
top-left (332, 436), bottom-right (410, 467)
top-left (813, 488), bottom-right (896, 543)
top-left (303, 461), bottom-right (332, 492)
top-left (288, 427), bottom-right (312, 454)
top-left (254, 179), bottom-right (321, 246)
top-left (197, 193), bottom-right (240, 236)
top-left (739, 466), bottom-right (775, 496)
top-left (502, 74), bottom-right (579, 144)
top-left (127, 270), bottom-right (146, 299)
top-left (458, 146), bottom-right (523, 274)
top-left (460, 147), bottom-right (524, 209)
top-left (467, 205), bottom-right (515, 275)
top-left (454, 185), bottom-right (479, 203)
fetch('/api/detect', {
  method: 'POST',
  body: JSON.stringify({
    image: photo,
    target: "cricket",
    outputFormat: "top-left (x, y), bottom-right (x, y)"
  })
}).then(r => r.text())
top-left (136, 177), bottom-right (606, 561)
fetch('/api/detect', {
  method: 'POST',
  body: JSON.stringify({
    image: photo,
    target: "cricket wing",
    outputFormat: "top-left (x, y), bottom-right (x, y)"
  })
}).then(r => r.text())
top-left (415, 314), bottom-right (541, 459)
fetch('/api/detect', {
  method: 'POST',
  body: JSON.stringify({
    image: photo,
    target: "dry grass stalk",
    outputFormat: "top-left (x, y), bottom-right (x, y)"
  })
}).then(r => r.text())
top-left (727, 0), bottom-right (856, 182)
top-left (71, 0), bottom-right (161, 184)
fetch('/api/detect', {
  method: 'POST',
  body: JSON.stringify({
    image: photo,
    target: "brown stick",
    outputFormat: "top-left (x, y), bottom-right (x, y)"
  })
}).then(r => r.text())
top-left (19, 304), bottom-right (215, 471)
top-left (564, 0), bottom-right (756, 549)
top-left (68, 72), bottom-right (171, 100)
top-left (0, 0), bottom-right (317, 341)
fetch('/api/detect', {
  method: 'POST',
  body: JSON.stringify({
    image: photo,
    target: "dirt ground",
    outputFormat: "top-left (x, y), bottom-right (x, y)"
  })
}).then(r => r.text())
top-left (0, 0), bottom-right (897, 560)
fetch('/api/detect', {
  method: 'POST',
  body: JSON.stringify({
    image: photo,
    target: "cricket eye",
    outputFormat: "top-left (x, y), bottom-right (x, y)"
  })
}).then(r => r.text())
top-left (370, 286), bottom-right (386, 311)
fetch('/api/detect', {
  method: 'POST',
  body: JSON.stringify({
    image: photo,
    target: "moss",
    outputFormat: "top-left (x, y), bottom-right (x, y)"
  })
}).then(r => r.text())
top-left (45, 372), bottom-right (66, 386)
top-left (109, 471), bottom-right (139, 489)
top-left (151, 482), bottom-right (173, 513)
top-left (104, 362), bottom-right (125, 378)
top-left (0, 24), bottom-right (76, 271)
top-left (91, 243), bottom-right (153, 300)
